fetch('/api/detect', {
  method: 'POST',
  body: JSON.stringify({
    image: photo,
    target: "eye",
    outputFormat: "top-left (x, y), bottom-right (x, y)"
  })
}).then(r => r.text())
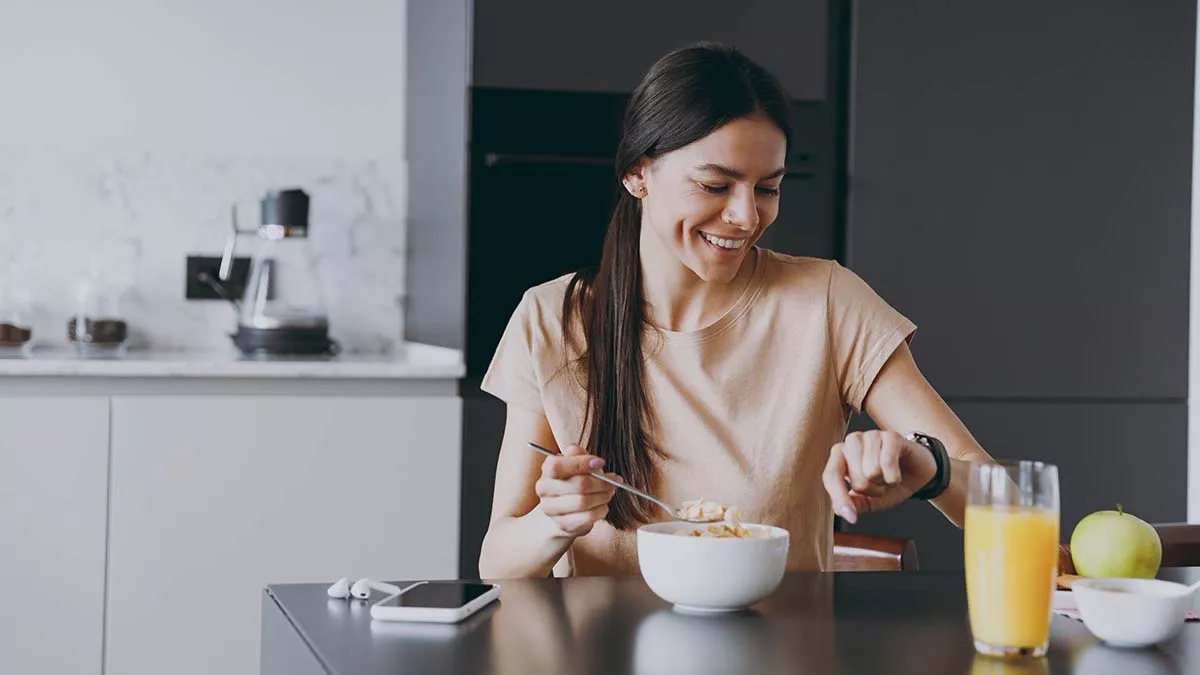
top-left (756, 185), bottom-right (781, 197)
top-left (699, 183), bottom-right (729, 194)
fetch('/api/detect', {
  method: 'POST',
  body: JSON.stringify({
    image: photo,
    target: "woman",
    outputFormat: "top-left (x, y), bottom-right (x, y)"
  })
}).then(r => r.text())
top-left (478, 43), bottom-right (994, 579)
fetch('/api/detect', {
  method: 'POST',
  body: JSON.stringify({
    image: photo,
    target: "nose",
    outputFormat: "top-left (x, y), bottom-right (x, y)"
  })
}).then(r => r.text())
top-left (722, 189), bottom-right (759, 232)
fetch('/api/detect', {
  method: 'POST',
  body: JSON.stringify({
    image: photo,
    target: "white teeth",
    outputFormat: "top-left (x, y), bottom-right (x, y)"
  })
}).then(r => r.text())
top-left (701, 232), bottom-right (745, 250)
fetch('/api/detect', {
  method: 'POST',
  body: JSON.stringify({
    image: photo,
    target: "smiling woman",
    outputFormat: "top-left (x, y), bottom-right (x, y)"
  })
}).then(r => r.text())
top-left (477, 42), bottom-right (995, 580)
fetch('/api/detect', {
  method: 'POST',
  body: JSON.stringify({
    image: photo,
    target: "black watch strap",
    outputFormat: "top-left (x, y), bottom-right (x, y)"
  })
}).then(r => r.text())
top-left (907, 432), bottom-right (951, 500)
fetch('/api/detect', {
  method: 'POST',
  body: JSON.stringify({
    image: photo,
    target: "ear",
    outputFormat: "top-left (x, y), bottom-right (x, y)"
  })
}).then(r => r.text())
top-left (622, 158), bottom-right (651, 198)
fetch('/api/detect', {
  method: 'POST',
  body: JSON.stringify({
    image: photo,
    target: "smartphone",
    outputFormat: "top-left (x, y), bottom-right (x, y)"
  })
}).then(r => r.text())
top-left (370, 581), bottom-right (501, 624)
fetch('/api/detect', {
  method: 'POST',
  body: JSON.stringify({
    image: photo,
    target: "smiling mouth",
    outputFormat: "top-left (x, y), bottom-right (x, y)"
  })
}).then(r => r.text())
top-left (699, 231), bottom-right (748, 251)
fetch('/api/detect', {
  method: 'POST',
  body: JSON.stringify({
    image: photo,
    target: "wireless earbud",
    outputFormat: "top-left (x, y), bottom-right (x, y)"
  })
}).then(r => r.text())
top-left (327, 576), bottom-right (403, 600)
top-left (327, 577), bottom-right (352, 599)
top-left (351, 578), bottom-right (403, 599)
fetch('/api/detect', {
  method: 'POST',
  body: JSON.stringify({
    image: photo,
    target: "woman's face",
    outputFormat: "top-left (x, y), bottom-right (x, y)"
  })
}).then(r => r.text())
top-left (627, 114), bottom-right (787, 284)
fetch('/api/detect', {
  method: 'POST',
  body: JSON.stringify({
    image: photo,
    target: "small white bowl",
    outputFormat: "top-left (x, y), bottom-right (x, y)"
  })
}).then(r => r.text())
top-left (1071, 578), bottom-right (1197, 648)
top-left (636, 521), bottom-right (789, 614)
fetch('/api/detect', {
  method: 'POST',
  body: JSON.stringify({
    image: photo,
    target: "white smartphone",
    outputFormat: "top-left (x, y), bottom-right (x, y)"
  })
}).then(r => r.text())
top-left (370, 580), bottom-right (501, 624)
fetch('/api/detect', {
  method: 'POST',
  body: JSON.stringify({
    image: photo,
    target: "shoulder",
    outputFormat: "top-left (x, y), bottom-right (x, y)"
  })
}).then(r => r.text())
top-left (756, 249), bottom-right (841, 298)
top-left (505, 271), bottom-right (587, 357)
top-left (758, 249), bottom-right (883, 303)
top-left (512, 272), bottom-right (576, 334)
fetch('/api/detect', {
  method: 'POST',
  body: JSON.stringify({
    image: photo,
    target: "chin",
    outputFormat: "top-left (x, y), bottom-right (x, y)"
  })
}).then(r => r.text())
top-left (683, 243), bottom-right (751, 283)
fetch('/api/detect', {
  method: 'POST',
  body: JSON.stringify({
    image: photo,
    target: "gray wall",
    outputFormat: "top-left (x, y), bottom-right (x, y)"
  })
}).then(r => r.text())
top-left (473, 0), bottom-right (827, 98)
top-left (404, 0), bottom-right (472, 350)
top-left (846, 0), bottom-right (1195, 568)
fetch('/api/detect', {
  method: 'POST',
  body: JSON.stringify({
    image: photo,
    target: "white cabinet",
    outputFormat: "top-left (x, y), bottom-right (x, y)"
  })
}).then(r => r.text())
top-left (105, 395), bottom-right (462, 675)
top-left (0, 396), bottom-right (109, 675)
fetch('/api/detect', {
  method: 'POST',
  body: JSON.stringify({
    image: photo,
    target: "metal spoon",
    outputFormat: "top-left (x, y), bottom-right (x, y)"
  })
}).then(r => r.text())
top-left (526, 442), bottom-right (711, 524)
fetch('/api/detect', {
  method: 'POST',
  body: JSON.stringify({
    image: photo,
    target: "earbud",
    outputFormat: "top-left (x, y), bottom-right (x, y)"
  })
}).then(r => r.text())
top-left (351, 578), bottom-right (403, 599)
top-left (328, 576), bottom-right (404, 600)
top-left (327, 577), bottom-right (352, 599)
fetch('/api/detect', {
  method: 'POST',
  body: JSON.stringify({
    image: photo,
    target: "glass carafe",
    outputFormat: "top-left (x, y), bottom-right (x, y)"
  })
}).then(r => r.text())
top-left (239, 233), bottom-right (328, 330)
top-left (216, 188), bottom-right (335, 356)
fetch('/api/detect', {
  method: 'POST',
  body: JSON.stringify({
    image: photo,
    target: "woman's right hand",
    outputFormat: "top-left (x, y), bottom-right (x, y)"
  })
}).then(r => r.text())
top-left (535, 444), bottom-right (619, 538)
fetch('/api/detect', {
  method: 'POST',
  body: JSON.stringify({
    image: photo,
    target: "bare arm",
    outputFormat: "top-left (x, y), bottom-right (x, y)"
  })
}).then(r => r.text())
top-left (861, 341), bottom-right (994, 527)
top-left (477, 406), bottom-right (615, 579)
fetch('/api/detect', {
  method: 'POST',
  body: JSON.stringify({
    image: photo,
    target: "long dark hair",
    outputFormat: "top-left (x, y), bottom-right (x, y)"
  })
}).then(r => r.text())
top-left (562, 43), bottom-right (794, 530)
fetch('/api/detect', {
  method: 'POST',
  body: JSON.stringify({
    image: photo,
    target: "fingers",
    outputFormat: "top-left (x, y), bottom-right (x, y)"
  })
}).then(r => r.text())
top-left (550, 504), bottom-right (610, 537)
top-left (534, 444), bottom-right (618, 535)
top-left (539, 486), bottom-right (616, 517)
top-left (542, 444), bottom-right (605, 479)
top-left (826, 431), bottom-right (913, 524)
top-left (878, 433), bottom-right (904, 485)
top-left (844, 431), bottom-right (895, 497)
top-left (822, 444), bottom-right (858, 524)
top-left (536, 473), bottom-right (615, 499)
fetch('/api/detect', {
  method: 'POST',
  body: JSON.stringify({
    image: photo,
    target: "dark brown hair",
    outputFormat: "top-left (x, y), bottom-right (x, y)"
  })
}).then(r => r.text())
top-left (563, 43), bottom-right (794, 529)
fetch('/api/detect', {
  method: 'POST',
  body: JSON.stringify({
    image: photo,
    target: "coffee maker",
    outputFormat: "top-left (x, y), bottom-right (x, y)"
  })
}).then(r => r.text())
top-left (213, 188), bottom-right (337, 357)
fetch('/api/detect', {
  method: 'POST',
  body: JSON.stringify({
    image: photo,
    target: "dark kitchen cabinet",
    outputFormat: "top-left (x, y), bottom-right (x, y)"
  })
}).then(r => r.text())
top-left (846, 0), bottom-right (1194, 400)
top-left (473, 0), bottom-right (828, 99)
top-left (843, 0), bottom-right (1194, 567)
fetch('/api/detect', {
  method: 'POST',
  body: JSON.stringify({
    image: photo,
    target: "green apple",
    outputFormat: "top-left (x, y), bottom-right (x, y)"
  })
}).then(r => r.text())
top-left (1069, 505), bottom-right (1162, 579)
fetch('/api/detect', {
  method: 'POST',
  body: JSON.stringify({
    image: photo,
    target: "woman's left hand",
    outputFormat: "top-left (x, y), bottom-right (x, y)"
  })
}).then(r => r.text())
top-left (821, 430), bottom-right (938, 524)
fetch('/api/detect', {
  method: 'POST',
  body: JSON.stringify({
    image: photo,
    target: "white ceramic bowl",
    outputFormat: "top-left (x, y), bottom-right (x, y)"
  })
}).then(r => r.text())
top-left (636, 521), bottom-right (789, 613)
top-left (1071, 578), bottom-right (1197, 648)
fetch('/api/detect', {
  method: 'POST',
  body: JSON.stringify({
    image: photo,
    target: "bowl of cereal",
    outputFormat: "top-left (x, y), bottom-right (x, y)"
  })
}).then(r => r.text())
top-left (636, 499), bottom-right (789, 614)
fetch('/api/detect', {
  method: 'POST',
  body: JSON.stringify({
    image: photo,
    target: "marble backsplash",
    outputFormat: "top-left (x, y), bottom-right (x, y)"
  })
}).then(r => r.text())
top-left (0, 147), bottom-right (408, 354)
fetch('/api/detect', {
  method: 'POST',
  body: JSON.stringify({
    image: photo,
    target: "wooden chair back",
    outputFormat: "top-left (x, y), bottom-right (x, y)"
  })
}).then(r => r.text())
top-left (833, 531), bottom-right (920, 572)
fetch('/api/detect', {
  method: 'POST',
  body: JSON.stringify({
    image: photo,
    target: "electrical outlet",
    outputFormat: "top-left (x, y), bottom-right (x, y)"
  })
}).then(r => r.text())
top-left (186, 255), bottom-right (251, 300)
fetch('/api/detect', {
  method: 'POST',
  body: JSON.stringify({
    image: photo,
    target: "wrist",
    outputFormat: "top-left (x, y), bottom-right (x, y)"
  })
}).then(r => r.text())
top-left (531, 504), bottom-right (579, 542)
top-left (905, 432), bottom-right (951, 500)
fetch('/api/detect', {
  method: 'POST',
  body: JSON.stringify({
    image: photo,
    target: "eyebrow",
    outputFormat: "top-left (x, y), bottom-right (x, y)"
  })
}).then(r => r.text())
top-left (694, 163), bottom-right (787, 181)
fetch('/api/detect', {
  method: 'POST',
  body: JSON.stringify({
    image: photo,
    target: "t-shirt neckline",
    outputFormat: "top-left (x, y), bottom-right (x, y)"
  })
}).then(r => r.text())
top-left (646, 247), bottom-right (770, 345)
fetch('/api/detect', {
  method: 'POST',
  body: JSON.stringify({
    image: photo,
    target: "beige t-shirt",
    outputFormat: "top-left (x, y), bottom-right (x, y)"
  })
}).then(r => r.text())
top-left (481, 249), bottom-right (917, 576)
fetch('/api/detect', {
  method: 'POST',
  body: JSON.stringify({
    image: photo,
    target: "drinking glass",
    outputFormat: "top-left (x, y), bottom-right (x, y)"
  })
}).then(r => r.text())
top-left (964, 460), bottom-right (1060, 658)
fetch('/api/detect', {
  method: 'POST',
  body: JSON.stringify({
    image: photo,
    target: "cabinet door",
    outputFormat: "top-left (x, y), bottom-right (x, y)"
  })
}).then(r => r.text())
top-left (0, 397), bottom-right (108, 675)
top-left (848, 0), bottom-right (1194, 398)
top-left (106, 396), bottom-right (462, 675)
top-left (846, 401), bottom-right (1187, 570)
top-left (473, 0), bottom-right (828, 98)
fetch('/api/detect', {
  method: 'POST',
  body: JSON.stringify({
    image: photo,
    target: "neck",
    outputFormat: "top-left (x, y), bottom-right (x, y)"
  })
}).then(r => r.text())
top-left (637, 226), bottom-right (757, 332)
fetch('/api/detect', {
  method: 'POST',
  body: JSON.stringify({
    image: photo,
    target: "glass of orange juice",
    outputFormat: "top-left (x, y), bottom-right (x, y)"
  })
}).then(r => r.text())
top-left (965, 460), bottom-right (1060, 658)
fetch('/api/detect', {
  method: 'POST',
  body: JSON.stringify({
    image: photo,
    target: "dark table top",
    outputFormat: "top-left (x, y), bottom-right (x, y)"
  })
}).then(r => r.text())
top-left (265, 569), bottom-right (1200, 675)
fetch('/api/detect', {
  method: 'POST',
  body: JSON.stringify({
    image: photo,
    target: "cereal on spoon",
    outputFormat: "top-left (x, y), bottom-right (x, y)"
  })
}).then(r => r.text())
top-left (675, 498), bottom-right (761, 538)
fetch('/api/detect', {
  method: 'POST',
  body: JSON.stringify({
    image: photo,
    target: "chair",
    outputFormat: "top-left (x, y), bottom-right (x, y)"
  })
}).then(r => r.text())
top-left (1058, 522), bottom-right (1200, 574)
top-left (833, 531), bottom-right (920, 571)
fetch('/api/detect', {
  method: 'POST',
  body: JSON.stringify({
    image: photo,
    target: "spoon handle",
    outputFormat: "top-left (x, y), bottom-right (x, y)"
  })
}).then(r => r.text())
top-left (526, 442), bottom-right (677, 517)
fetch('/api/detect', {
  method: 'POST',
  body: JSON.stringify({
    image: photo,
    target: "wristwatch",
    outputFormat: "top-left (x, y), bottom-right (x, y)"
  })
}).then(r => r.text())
top-left (905, 432), bottom-right (951, 500)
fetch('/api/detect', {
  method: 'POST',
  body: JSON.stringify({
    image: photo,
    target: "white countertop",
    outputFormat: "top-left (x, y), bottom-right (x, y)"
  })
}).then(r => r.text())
top-left (0, 342), bottom-right (465, 379)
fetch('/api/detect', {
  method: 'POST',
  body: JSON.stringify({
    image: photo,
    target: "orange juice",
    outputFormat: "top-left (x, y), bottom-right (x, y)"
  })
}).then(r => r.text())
top-left (964, 504), bottom-right (1059, 650)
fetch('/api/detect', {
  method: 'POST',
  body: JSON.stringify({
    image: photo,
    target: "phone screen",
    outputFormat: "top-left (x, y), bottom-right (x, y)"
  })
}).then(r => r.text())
top-left (377, 581), bottom-right (495, 609)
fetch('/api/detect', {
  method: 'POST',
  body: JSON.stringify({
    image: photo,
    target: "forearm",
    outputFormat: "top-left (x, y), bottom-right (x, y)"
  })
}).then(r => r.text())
top-left (927, 448), bottom-right (997, 528)
top-left (478, 505), bottom-right (575, 579)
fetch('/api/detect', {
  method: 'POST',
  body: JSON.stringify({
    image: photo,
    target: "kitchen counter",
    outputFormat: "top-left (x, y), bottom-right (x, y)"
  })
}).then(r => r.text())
top-left (0, 342), bottom-right (464, 379)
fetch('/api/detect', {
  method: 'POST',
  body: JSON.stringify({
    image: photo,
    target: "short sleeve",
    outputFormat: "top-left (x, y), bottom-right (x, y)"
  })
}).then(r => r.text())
top-left (827, 262), bottom-right (917, 412)
top-left (480, 292), bottom-right (546, 414)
